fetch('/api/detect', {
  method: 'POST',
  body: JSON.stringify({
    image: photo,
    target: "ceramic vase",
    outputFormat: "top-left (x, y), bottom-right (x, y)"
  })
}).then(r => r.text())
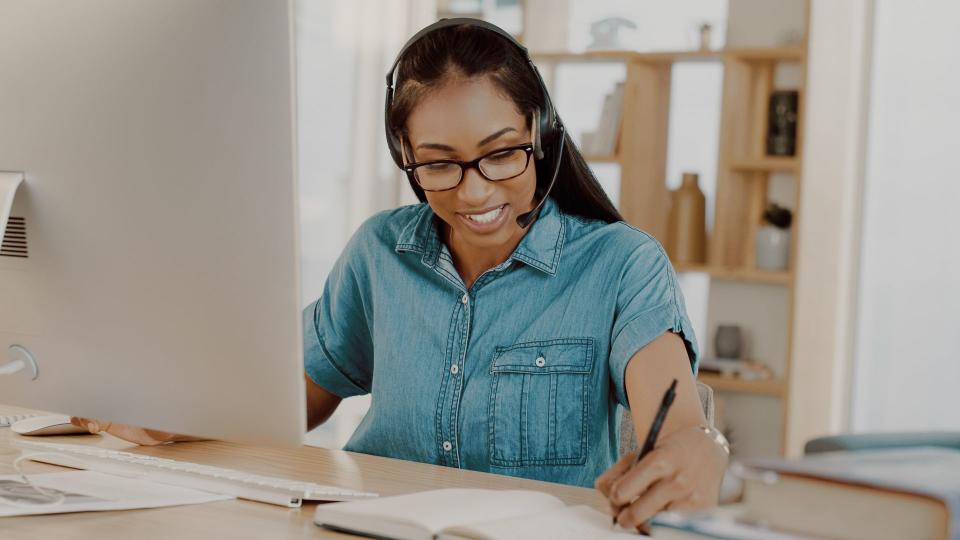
top-left (666, 173), bottom-right (706, 265)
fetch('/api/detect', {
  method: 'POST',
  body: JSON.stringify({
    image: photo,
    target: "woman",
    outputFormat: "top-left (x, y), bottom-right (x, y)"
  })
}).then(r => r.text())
top-left (74, 20), bottom-right (728, 529)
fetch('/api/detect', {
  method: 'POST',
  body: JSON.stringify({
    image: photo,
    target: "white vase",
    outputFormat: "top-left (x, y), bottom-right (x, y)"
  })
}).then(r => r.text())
top-left (756, 226), bottom-right (790, 271)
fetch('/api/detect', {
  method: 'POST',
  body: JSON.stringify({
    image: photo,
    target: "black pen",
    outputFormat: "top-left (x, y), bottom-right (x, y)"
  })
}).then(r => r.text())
top-left (612, 378), bottom-right (678, 527)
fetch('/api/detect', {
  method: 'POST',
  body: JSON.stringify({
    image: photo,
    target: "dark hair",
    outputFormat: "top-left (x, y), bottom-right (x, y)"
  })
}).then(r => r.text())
top-left (388, 24), bottom-right (623, 224)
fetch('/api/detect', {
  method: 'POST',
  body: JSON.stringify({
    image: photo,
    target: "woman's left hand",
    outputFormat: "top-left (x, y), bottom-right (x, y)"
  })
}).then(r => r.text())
top-left (595, 424), bottom-right (729, 530)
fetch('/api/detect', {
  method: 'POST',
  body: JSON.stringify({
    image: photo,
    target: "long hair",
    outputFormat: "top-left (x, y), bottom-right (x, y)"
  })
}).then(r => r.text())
top-left (388, 24), bottom-right (623, 224)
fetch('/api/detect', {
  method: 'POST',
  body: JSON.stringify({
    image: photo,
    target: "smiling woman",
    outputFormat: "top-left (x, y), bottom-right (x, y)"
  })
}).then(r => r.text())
top-left (305, 19), bottom-right (726, 528)
top-left (81, 18), bottom-right (729, 530)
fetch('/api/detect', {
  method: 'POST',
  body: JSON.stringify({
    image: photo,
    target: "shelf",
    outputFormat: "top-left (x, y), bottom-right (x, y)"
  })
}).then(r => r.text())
top-left (697, 373), bottom-right (786, 396)
top-left (674, 263), bottom-right (792, 286)
top-left (729, 157), bottom-right (799, 173)
top-left (531, 50), bottom-right (637, 63)
top-left (725, 46), bottom-right (805, 62)
top-left (582, 154), bottom-right (619, 163)
top-left (633, 50), bottom-right (722, 63)
top-left (531, 47), bottom-right (804, 65)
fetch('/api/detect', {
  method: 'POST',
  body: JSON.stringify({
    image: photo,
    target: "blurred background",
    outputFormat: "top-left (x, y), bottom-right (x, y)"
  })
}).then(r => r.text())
top-left (297, 0), bottom-right (960, 463)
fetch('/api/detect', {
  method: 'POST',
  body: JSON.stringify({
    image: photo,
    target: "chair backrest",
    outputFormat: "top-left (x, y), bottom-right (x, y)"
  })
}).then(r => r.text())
top-left (619, 381), bottom-right (715, 457)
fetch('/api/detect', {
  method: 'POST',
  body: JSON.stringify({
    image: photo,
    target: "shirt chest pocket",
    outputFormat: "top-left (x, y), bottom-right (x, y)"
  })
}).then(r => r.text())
top-left (488, 338), bottom-right (594, 467)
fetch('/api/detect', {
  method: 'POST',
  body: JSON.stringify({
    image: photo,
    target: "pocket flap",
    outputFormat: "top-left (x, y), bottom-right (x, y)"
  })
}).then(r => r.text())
top-left (491, 338), bottom-right (594, 374)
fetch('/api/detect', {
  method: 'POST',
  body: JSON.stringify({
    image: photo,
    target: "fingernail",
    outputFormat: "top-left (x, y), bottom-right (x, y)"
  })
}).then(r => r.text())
top-left (87, 422), bottom-right (98, 432)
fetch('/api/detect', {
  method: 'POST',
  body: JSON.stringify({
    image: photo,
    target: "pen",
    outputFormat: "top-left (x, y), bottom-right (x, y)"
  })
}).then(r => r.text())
top-left (612, 378), bottom-right (678, 527)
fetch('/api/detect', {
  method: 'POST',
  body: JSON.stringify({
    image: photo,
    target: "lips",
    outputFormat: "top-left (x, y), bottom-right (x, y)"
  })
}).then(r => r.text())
top-left (460, 204), bottom-right (506, 224)
top-left (456, 204), bottom-right (509, 233)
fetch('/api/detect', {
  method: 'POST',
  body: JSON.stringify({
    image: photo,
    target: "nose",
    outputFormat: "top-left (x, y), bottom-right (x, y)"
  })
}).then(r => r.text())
top-left (457, 165), bottom-right (494, 206)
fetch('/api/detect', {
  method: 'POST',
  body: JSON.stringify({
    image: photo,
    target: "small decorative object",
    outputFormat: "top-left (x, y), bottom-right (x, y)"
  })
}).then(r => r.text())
top-left (665, 172), bottom-right (706, 265)
top-left (756, 203), bottom-right (793, 271)
top-left (766, 90), bottom-right (799, 156)
top-left (699, 23), bottom-right (713, 50)
top-left (587, 17), bottom-right (638, 50)
top-left (714, 325), bottom-right (743, 359)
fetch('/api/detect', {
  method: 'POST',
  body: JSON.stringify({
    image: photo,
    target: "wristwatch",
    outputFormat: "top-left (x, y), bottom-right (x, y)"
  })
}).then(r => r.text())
top-left (699, 424), bottom-right (731, 455)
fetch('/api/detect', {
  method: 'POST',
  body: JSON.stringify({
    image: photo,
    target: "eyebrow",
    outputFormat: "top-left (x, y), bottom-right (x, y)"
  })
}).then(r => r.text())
top-left (416, 127), bottom-right (518, 151)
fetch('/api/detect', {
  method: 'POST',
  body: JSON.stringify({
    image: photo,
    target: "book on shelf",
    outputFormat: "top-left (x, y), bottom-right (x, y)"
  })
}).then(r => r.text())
top-left (313, 488), bottom-right (636, 540)
top-left (581, 82), bottom-right (624, 156)
top-left (740, 447), bottom-right (960, 540)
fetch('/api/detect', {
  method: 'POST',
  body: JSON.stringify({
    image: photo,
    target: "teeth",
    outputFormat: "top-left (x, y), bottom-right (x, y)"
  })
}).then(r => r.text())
top-left (465, 206), bottom-right (503, 224)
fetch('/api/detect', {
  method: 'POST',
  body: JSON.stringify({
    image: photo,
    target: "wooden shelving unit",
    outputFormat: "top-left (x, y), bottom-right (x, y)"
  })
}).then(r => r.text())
top-left (534, 45), bottom-right (806, 282)
top-left (673, 263), bottom-right (793, 286)
top-left (531, 18), bottom-right (809, 457)
top-left (696, 374), bottom-right (786, 397)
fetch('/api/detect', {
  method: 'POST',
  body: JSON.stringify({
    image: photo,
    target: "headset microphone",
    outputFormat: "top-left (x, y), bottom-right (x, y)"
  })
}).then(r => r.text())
top-left (515, 123), bottom-right (565, 229)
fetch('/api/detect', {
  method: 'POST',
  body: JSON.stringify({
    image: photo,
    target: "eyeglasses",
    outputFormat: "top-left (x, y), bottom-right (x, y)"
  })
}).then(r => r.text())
top-left (403, 143), bottom-right (534, 192)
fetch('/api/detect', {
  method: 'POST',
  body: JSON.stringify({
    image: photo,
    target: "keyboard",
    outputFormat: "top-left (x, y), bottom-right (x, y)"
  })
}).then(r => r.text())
top-left (13, 440), bottom-right (378, 507)
top-left (0, 413), bottom-right (38, 427)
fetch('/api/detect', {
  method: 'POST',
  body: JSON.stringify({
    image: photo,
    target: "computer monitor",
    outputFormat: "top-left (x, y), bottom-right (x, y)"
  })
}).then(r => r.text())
top-left (0, 0), bottom-right (305, 446)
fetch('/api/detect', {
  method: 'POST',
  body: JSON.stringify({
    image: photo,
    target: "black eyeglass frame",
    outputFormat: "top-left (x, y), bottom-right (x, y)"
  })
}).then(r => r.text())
top-left (402, 143), bottom-right (535, 192)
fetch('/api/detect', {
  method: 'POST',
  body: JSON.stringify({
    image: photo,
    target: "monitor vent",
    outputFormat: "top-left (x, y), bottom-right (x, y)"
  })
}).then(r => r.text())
top-left (1, 216), bottom-right (28, 258)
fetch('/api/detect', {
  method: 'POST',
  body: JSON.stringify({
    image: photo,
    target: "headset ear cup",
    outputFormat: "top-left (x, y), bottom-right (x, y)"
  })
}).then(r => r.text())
top-left (539, 103), bottom-right (558, 153)
top-left (384, 86), bottom-right (404, 168)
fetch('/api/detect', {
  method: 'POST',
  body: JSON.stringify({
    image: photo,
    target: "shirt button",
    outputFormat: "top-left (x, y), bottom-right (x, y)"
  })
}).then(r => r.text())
top-left (450, 364), bottom-right (459, 375)
top-left (442, 441), bottom-right (452, 451)
top-left (535, 356), bottom-right (546, 367)
top-left (461, 293), bottom-right (469, 304)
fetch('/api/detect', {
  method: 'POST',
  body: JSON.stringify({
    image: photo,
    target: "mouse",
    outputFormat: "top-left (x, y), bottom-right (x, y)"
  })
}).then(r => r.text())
top-left (10, 414), bottom-right (92, 436)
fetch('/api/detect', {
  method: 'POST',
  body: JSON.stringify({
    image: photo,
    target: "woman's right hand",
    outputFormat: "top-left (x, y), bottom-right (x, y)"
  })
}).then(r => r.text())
top-left (70, 417), bottom-right (192, 446)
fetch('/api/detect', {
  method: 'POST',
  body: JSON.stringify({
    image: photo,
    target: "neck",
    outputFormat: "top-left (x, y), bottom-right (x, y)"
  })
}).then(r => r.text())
top-left (444, 222), bottom-right (528, 290)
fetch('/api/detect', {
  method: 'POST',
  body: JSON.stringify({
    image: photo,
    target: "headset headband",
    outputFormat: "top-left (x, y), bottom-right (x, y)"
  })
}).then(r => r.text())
top-left (384, 18), bottom-right (561, 170)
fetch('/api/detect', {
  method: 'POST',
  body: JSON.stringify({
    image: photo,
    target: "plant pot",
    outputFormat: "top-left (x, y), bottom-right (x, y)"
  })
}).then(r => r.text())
top-left (756, 226), bottom-right (790, 271)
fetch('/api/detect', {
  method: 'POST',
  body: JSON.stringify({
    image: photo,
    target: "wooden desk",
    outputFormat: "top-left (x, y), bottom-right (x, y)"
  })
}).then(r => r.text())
top-left (0, 404), bottom-right (610, 539)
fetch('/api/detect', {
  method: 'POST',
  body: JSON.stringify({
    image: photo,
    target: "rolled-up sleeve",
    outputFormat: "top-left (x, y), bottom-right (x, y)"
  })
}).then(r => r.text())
top-left (609, 232), bottom-right (699, 408)
top-left (303, 234), bottom-right (374, 398)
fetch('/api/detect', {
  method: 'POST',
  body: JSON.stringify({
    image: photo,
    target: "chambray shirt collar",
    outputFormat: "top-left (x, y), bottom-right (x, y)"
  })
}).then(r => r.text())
top-left (394, 197), bottom-right (565, 276)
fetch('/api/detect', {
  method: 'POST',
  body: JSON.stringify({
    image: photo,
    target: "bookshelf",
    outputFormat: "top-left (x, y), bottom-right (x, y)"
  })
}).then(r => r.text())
top-left (532, 35), bottom-right (808, 458)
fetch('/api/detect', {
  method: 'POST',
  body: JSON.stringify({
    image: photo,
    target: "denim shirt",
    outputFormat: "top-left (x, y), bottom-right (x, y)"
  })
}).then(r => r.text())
top-left (303, 197), bottom-right (699, 488)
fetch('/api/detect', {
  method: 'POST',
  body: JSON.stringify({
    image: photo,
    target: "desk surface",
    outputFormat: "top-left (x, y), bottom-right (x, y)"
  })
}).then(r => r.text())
top-left (1, 403), bottom-right (618, 539)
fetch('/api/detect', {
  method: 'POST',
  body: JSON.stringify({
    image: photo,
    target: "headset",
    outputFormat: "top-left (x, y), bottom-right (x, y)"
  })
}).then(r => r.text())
top-left (384, 18), bottom-right (566, 229)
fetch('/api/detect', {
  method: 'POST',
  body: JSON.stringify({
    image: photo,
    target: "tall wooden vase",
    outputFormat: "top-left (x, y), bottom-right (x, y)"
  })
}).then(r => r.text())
top-left (666, 172), bottom-right (707, 265)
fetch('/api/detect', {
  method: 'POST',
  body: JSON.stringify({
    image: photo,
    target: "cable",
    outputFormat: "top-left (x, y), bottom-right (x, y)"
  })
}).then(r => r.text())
top-left (0, 358), bottom-right (25, 376)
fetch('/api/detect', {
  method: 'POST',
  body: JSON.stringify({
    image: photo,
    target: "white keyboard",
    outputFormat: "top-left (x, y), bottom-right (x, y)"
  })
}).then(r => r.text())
top-left (0, 413), bottom-right (39, 427)
top-left (13, 440), bottom-right (378, 507)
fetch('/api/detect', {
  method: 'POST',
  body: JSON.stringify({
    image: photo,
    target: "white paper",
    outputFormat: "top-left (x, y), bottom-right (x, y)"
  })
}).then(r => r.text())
top-left (0, 470), bottom-right (233, 517)
top-left (316, 488), bottom-right (565, 534)
top-left (439, 505), bottom-right (640, 540)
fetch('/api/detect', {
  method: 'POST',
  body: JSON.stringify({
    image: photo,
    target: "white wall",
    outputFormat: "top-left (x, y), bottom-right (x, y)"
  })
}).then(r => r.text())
top-left (296, 0), bottom-right (435, 448)
top-left (850, 0), bottom-right (960, 432)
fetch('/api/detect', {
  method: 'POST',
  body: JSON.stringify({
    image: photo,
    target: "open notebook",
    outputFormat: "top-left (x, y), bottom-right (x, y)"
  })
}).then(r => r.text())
top-left (313, 488), bottom-right (638, 540)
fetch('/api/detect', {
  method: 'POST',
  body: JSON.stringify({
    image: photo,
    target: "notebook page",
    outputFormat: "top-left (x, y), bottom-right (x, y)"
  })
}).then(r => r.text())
top-left (315, 488), bottom-right (565, 534)
top-left (438, 505), bottom-right (638, 540)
